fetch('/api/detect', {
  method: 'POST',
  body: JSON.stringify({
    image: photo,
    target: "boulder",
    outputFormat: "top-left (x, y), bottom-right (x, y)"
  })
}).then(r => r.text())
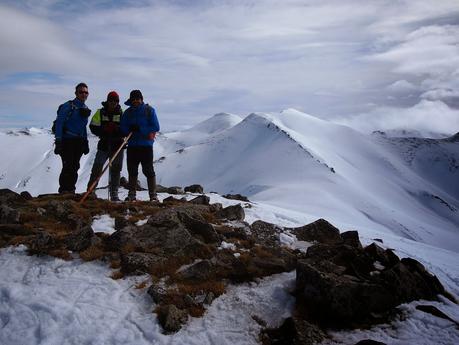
top-left (0, 204), bottom-right (20, 224)
top-left (223, 194), bottom-right (250, 202)
top-left (260, 317), bottom-right (325, 345)
top-left (65, 225), bottom-right (95, 252)
top-left (296, 241), bottom-right (450, 327)
top-left (121, 252), bottom-right (165, 274)
top-left (184, 184), bottom-right (204, 194)
top-left (20, 191), bottom-right (33, 200)
top-left (216, 204), bottom-right (245, 221)
top-left (290, 218), bottom-right (342, 244)
top-left (107, 208), bottom-right (213, 259)
top-left (189, 195), bottom-right (210, 205)
top-left (157, 304), bottom-right (188, 333)
top-left (250, 220), bottom-right (282, 247)
top-left (0, 189), bottom-right (25, 204)
top-left (177, 259), bottom-right (214, 281)
top-left (148, 284), bottom-right (168, 304)
top-left (29, 231), bottom-right (55, 254)
top-left (178, 212), bottom-right (219, 243)
top-left (163, 196), bottom-right (187, 203)
top-left (157, 185), bottom-right (183, 194)
top-left (341, 230), bottom-right (362, 249)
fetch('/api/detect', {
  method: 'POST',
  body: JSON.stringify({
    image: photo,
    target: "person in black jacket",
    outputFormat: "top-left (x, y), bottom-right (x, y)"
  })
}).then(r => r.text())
top-left (86, 91), bottom-right (124, 201)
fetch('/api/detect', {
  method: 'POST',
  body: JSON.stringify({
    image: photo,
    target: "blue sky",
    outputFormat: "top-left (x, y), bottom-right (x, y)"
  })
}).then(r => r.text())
top-left (1, 0), bottom-right (459, 133)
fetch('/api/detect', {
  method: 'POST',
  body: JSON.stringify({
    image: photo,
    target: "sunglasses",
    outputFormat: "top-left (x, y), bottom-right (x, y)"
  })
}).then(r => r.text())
top-left (78, 91), bottom-right (89, 94)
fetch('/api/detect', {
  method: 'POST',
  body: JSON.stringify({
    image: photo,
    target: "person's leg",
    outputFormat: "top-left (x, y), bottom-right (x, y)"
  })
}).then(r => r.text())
top-left (126, 147), bottom-right (140, 201)
top-left (59, 139), bottom-right (83, 193)
top-left (109, 149), bottom-right (123, 201)
top-left (87, 149), bottom-right (109, 191)
top-left (139, 146), bottom-right (156, 201)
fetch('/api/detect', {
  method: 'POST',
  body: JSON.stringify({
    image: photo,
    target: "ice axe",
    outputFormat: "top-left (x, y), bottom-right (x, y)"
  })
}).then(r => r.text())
top-left (79, 132), bottom-right (132, 204)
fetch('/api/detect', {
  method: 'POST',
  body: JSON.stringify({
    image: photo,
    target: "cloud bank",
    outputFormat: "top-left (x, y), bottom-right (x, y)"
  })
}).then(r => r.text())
top-left (0, 0), bottom-right (458, 133)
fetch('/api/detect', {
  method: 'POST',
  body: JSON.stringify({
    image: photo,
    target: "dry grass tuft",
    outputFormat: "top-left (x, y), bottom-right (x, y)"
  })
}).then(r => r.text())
top-left (110, 270), bottom-right (124, 280)
top-left (80, 245), bottom-right (105, 261)
top-left (135, 280), bottom-right (149, 289)
top-left (110, 258), bottom-right (121, 269)
top-left (48, 249), bottom-right (72, 261)
top-left (177, 280), bottom-right (226, 297)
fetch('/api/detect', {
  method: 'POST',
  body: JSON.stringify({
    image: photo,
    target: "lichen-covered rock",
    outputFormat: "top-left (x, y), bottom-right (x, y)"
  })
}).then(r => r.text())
top-left (66, 225), bottom-right (95, 252)
top-left (250, 220), bottom-right (282, 247)
top-left (184, 184), bottom-right (204, 194)
top-left (296, 241), bottom-right (450, 327)
top-left (223, 194), bottom-right (250, 202)
top-left (189, 195), bottom-right (210, 205)
top-left (0, 204), bottom-right (20, 224)
top-left (121, 252), bottom-right (165, 274)
top-left (177, 259), bottom-right (214, 281)
top-left (157, 304), bottom-right (188, 333)
top-left (216, 204), bottom-right (245, 221)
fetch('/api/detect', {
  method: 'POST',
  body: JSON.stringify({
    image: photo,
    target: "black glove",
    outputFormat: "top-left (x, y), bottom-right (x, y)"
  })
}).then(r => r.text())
top-left (82, 139), bottom-right (89, 155)
top-left (79, 108), bottom-right (91, 118)
top-left (129, 124), bottom-right (140, 132)
top-left (54, 140), bottom-right (63, 155)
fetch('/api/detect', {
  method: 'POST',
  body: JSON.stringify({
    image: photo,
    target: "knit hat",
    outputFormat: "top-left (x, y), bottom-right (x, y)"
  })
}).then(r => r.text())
top-left (107, 91), bottom-right (119, 102)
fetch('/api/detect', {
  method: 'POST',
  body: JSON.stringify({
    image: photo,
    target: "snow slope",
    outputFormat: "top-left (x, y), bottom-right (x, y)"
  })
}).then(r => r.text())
top-left (0, 109), bottom-right (458, 252)
top-left (154, 109), bottom-right (459, 251)
top-left (1, 112), bottom-right (459, 344)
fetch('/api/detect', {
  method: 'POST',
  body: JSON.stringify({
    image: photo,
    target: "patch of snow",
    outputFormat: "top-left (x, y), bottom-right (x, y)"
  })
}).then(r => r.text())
top-left (219, 241), bottom-right (237, 251)
top-left (91, 214), bottom-right (115, 234)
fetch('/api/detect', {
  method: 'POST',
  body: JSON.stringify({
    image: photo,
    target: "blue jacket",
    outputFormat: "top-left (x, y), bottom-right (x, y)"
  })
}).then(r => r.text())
top-left (120, 103), bottom-right (160, 147)
top-left (55, 98), bottom-right (90, 140)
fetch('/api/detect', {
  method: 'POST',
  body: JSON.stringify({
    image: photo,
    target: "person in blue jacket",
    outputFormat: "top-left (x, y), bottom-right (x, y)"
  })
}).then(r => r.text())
top-left (120, 90), bottom-right (160, 201)
top-left (54, 82), bottom-right (91, 194)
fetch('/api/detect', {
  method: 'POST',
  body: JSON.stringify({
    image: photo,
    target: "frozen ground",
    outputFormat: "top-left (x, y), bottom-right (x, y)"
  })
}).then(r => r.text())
top-left (1, 192), bottom-right (458, 345)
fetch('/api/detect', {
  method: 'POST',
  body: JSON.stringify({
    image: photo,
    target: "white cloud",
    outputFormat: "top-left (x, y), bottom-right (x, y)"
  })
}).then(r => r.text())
top-left (337, 100), bottom-right (459, 136)
top-left (0, 1), bottom-right (459, 131)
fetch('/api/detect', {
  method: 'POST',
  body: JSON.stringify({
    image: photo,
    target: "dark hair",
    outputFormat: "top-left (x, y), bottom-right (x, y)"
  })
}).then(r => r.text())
top-left (75, 82), bottom-right (88, 91)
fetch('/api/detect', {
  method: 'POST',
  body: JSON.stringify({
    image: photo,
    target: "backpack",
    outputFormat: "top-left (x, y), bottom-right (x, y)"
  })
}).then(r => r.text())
top-left (51, 100), bottom-right (76, 134)
top-left (125, 104), bottom-right (153, 124)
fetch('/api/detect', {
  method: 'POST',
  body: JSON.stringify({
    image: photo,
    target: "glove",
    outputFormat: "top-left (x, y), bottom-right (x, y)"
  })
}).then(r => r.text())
top-left (82, 139), bottom-right (89, 155)
top-left (54, 140), bottom-right (63, 155)
top-left (148, 132), bottom-right (156, 140)
top-left (79, 108), bottom-right (91, 118)
top-left (102, 122), bottom-right (117, 134)
top-left (129, 124), bottom-right (140, 133)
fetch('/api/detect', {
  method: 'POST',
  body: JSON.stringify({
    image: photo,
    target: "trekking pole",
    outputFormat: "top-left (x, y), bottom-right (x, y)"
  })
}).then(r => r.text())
top-left (79, 133), bottom-right (132, 204)
top-left (107, 139), bottom-right (112, 201)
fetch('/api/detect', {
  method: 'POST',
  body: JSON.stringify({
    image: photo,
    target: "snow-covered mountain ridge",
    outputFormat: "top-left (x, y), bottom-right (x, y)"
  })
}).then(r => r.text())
top-left (0, 109), bottom-right (458, 252)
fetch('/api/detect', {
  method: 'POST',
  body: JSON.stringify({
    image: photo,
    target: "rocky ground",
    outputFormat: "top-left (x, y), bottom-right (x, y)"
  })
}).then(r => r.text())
top-left (0, 188), bottom-right (456, 344)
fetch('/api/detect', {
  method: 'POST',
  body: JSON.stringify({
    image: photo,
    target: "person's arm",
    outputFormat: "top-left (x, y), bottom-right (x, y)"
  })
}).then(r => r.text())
top-left (139, 105), bottom-right (160, 137)
top-left (120, 109), bottom-right (130, 136)
top-left (55, 102), bottom-right (71, 141)
top-left (89, 109), bottom-right (103, 136)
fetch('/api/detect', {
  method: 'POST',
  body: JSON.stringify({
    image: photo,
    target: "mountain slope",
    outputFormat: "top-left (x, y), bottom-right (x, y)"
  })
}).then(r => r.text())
top-left (155, 109), bottom-right (459, 251)
top-left (0, 110), bottom-right (458, 251)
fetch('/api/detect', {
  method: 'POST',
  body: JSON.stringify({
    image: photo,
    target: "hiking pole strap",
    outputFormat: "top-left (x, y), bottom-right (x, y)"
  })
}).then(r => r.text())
top-left (79, 132), bottom-right (133, 204)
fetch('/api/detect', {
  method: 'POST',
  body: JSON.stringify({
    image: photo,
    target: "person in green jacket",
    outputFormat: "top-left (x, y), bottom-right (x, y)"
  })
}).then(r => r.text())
top-left (86, 91), bottom-right (124, 201)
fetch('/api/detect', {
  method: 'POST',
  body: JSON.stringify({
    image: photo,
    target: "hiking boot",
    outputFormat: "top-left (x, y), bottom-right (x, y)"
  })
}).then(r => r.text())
top-left (147, 176), bottom-right (157, 202)
top-left (110, 195), bottom-right (120, 202)
top-left (125, 192), bottom-right (136, 202)
top-left (110, 190), bottom-right (120, 202)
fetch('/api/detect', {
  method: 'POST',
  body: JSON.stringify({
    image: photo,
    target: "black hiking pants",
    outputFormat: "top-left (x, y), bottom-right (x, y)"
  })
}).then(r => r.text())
top-left (58, 138), bottom-right (85, 193)
top-left (127, 146), bottom-right (155, 189)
